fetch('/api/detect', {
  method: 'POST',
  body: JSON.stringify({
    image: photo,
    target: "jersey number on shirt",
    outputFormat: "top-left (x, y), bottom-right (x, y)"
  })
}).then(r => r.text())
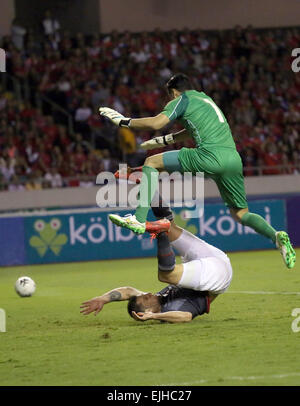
top-left (203, 99), bottom-right (225, 123)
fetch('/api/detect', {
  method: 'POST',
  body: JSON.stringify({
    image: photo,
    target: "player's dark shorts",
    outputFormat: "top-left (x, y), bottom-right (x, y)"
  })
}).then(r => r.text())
top-left (162, 147), bottom-right (248, 209)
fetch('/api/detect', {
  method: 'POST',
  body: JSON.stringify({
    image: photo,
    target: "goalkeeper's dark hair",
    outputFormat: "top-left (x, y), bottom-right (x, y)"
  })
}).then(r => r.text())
top-left (166, 73), bottom-right (193, 93)
top-left (127, 296), bottom-right (146, 318)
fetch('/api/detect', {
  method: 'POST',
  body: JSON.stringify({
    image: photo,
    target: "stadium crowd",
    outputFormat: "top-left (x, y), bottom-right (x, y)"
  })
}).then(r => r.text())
top-left (0, 20), bottom-right (299, 190)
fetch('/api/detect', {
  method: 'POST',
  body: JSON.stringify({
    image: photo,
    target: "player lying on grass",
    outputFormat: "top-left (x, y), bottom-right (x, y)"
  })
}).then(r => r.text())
top-left (100, 73), bottom-right (296, 269)
top-left (80, 205), bottom-right (232, 323)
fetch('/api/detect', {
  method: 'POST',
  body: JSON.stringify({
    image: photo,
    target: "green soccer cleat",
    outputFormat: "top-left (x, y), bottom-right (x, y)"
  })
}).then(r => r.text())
top-left (275, 231), bottom-right (296, 269)
top-left (109, 214), bottom-right (146, 234)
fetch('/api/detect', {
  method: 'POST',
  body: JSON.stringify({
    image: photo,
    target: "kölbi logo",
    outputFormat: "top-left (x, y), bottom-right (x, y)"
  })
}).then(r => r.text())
top-left (0, 48), bottom-right (6, 73)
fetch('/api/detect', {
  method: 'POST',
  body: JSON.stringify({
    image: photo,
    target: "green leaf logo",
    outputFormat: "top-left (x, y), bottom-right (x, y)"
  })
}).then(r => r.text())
top-left (173, 211), bottom-right (198, 235)
top-left (29, 218), bottom-right (68, 257)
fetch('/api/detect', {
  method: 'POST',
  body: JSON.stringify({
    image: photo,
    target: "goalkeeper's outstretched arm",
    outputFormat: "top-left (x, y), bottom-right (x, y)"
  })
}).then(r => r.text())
top-left (130, 113), bottom-right (170, 130)
top-left (99, 107), bottom-right (170, 130)
top-left (99, 106), bottom-right (191, 149)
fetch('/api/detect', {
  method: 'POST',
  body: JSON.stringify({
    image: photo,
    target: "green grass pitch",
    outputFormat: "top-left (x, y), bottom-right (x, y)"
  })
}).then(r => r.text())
top-left (0, 249), bottom-right (299, 386)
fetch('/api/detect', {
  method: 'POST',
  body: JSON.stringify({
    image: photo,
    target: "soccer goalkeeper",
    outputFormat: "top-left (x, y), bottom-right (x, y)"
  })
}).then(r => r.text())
top-left (99, 73), bottom-right (295, 269)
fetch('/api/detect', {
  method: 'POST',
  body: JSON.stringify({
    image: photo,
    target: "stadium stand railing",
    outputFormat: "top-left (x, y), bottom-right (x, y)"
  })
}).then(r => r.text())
top-left (0, 164), bottom-right (299, 192)
top-left (35, 92), bottom-right (74, 135)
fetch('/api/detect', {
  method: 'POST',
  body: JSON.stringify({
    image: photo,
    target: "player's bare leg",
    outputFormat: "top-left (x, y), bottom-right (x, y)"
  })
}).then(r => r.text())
top-left (230, 207), bottom-right (296, 269)
top-left (158, 263), bottom-right (183, 285)
top-left (167, 220), bottom-right (184, 242)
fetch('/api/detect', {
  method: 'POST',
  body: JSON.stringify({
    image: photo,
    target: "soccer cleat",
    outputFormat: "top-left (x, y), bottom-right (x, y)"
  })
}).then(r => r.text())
top-left (275, 231), bottom-right (296, 269)
top-left (146, 219), bottom-right (171, 240)
top-left (109, 213), bottom-right (146, 234)
top-left (114, 166), bottom-right (142, 184)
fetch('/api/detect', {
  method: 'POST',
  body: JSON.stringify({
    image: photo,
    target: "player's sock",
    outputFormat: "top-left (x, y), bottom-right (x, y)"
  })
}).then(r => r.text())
top-left (157, 232), bottom-right (176, 272)
top-left (152, 205), bottom-right (173, 222)
top-left (135, 166), bottom-right (159, 223)
top-left (151, 190), bottom-right (173, 221)
top-left (241, 212), bottom-right (276, 243)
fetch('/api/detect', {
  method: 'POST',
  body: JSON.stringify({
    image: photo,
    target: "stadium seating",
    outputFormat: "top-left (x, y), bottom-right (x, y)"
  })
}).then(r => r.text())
top-left (0, 25), bottom-right (299, 190)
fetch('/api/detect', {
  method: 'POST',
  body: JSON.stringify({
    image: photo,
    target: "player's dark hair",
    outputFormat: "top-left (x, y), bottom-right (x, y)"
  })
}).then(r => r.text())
top-left (127, 296), bottom-right (146, 318)
top-left (166, 73), bottom-right (193, 93)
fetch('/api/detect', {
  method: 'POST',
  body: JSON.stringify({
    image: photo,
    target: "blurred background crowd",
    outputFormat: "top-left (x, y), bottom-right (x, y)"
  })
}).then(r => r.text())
top-left (0, 11), bottom-right (299, 191)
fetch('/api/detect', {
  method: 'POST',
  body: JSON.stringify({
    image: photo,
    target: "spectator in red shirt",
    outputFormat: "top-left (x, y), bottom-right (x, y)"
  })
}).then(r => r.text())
top-left (38, 142), bottom-right (52, 173)
top-left (73, 145), bottom-right (86, 173)
top-left (261, 141), bottom-right (282, 175)
top-left (43, 116), bottom-right (59, 145)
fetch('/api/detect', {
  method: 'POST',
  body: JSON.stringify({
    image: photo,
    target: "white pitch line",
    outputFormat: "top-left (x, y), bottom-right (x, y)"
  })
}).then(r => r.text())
top-left (159, 372), bottom-right (300, 386)
top-left (226, 290), bottom-right (300, 295)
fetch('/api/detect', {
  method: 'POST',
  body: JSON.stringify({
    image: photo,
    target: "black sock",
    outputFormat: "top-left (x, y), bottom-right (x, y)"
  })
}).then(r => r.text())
top-left (157, 232), bottom-right (175, 272)
top-left (151, 191), bottom-right (173, 221)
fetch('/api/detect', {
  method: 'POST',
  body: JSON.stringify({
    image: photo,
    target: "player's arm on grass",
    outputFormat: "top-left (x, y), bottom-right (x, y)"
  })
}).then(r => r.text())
top-left (132, 310), bottom-right (193, 323)
top-left (80, 287), bottom-right (147, 316)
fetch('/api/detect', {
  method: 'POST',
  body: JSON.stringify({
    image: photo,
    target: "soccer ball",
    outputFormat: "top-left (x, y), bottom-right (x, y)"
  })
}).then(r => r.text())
top-left (15, 276), bottom-right (36, 297)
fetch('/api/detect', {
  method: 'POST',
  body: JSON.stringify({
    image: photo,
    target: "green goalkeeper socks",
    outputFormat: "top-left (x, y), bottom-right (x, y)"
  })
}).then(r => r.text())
top-left (241, 212), bottom-right (276, 243)
top-left (135, 166), bottom-right (159, 223)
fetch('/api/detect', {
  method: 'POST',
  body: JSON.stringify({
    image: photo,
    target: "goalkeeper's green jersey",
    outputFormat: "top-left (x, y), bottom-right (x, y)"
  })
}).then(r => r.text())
top-left (161, 90), bottom-right (236, 150)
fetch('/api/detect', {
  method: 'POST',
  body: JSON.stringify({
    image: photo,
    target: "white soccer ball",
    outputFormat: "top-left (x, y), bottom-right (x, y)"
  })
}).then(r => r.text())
top-left (15, 276), bottom-right (36, 297)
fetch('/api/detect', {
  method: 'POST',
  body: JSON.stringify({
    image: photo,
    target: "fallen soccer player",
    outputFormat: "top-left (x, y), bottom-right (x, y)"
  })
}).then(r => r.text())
top-left (80, 206), bottom-right (233, 323)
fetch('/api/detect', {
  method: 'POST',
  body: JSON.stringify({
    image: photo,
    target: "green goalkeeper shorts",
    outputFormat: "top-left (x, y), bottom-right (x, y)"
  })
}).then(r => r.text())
top-left (163, 147), bottom-right (248, 209)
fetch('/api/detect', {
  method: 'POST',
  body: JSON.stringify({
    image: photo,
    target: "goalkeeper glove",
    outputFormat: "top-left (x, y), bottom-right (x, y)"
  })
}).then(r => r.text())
top-left (99, 107), bottom-right (131, 127)
top-left (140, 134), bottom-right (175, 150)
